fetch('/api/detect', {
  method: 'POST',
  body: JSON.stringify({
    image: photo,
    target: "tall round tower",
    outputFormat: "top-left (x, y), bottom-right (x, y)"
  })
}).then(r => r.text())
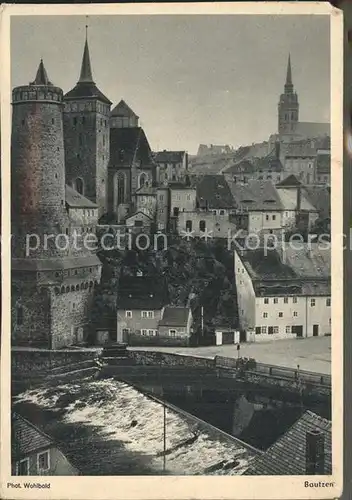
top-left (11, 59), bottom-right (68, 252)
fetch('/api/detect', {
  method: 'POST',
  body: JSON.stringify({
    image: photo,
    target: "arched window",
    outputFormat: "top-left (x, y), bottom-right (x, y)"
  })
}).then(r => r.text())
top-left (75, 177), bottom-right (84, 195)
top-left (139, 173), bottom-right (147, 188)
top-left (199, 220), bottom-right (206, 231)
top-left (186, 220), bottom-right (192, 231)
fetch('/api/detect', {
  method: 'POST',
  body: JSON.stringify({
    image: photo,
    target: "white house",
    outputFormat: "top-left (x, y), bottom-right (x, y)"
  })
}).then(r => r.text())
top-left (235, 243), bottom-right (331, 342)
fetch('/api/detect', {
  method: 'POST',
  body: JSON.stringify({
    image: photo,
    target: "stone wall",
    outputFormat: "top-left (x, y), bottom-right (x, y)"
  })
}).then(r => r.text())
top-left (12, 348), bottom-right (99, 376)
top-left (129, 350), bottom-right (214, 368)
top-left (127, 333), bottom-right (190, 347)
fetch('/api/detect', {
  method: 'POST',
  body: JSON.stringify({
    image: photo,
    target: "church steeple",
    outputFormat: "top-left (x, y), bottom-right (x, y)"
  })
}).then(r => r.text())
top-left (278, 53), bottom-right (299, 136)
top-left (284, 54), bottom-right (294, 93)
top-left (78, 27), bottom-right (94, 84)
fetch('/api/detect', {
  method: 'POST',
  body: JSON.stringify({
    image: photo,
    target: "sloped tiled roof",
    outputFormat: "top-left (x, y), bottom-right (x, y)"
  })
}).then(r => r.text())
top-left (223, 159), bottom-right (256, 175)
top-left (295, 122), bottom-right (330, 139)
top-left (111, 99), bottom-right (139, 118)
top-left (244, 411), bottom-right (332, 475)
top-left (117, 276), bottom-right (168, 310)
top-left (159, 306), bottom-right (191, 327)
top-left (276, 174), bottom-right (301, 187)
top-left (196, 175), bottom-right (235, 209)
top-left (65, 185), bottom-right (98, 208)
top-left (12, 413), bottom-right (54, 460)
top-left (109, 127), bottom-right (153, 169)
top-left (302, 185), bottom-right (331, 219)
top-left (154, 150), bottom-right (186, 163)
top-left (276, 188), bottom-right (317, 212)
top-left (228, 180), bottom-right (283, 211)
top-left (280, 243), bottom-right (331, 278)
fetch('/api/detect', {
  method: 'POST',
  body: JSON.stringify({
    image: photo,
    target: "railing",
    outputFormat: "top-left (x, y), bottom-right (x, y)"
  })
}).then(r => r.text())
top-left (214, 355), bottom-right (331, 387)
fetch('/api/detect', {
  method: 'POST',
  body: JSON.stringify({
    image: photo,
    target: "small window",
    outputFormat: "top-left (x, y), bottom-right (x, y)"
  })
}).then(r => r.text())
top-left (255, 327), bottom-right (261, 335)
top-left (147, 311), bottom-right (154, 318)
top-left (37, 451), bottom-right (50, 472)
top-left (169, 329), bottom-right (176, 337)
top-left (263, 312), bottom-right (268, 318)
top-left (141, 311), bottom-right (148, 318)
top-left (326, 298), bottom-right (331, 306)
top-left (148, 329), bottom-right (155, 336)
top-left (293, 297), bottom-right (297, 304)
top-left (264, 298), bottom-right (269, 304)
top-left (278, 312), bottom-right (283, 318)
top-left (199, 220), bottom-right (206, 231)
top-left (272, 215), bottom-right (276, 221)
top-left (265, 215), bottom-right (269, 221)
top-left (261, 326), bottom-right (267, 334)
top-left (273, 326), bottom-right (279, 334)
top-left (284, 297), bottom-right (288, 304)
top-left (311, 299), bottom-right (316, 307)
top-left (219, 210), bottom-right (225, 215)
top-left (125, 311), bottom-right (132, 318)
top-left (286, 326), bottom-right (291, 334)
top-left (141, 329), bottom-right (147, 336)
top-left (273, 298), bottom-right (278, 304)
top-left (293, 311), bottom-right (298, 317)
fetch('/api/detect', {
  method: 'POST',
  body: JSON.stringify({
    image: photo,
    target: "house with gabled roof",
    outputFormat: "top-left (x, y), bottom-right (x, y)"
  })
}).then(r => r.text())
top-left (235, 242), bottom-right (331, 342)
top-left (12, 413), bottom-right (78, 476)
top-left (158, 306), bottom-right (193, 344)
top-left (116, 275), bottom-right (169, 344)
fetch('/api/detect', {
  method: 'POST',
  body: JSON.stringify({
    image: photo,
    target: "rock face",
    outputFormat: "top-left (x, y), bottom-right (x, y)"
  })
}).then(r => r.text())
top-left (95, 237), bottom-right (239, 340)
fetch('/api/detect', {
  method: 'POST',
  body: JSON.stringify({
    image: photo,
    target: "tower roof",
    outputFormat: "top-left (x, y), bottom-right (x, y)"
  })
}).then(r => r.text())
top-left (286, 54), bottom-right (292, 85)
top-left (79, 38), bottom-right (94, 83)
top-left (64, 34), bottom-right (111, 105)
top-left (284, 54), bottom-right (294, 94)
top-left (111, 99), bottom-right (139, 118)
top-left (30, 59), bottom-right (53, 86)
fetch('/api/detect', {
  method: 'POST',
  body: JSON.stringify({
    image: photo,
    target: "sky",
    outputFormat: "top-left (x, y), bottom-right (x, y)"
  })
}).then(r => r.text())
top-left (11, 15), bottom-right (330, 155)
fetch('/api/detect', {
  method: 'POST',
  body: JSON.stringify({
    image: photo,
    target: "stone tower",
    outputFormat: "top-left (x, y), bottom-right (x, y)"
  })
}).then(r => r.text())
top-left (11, 59), bottom-right (69, 257)
top-left (278, 54), bottom-right (299, 136)
top-left (63, 31), bottom-right (112, 217)
top-left (11, 60), bottom-right (102, 349)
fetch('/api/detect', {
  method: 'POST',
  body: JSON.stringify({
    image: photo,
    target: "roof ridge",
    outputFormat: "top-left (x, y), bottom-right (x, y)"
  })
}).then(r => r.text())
top-left (13, 412), bottom-right (54, 444)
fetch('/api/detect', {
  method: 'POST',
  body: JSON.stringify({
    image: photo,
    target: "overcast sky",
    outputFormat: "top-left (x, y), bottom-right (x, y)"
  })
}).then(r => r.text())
top-left (11, 15), bottom-right (330, 154)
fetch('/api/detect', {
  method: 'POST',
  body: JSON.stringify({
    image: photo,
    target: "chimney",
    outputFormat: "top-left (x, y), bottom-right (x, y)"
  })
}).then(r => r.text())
top-left (275, 141), bottom-right (280, 159)
top-left (305, 429), bottom-right (325, 475)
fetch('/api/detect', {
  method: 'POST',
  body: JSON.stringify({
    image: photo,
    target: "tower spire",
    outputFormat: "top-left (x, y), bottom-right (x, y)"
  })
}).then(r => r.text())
top-left (31, 59), bottom-right (52, 86)
top-left (284, 53), bottom-right (294, 94)
top-left (78, 19), bottom-right (94, 84)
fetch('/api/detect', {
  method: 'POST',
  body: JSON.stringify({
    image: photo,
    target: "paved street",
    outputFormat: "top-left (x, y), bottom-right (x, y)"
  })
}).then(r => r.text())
top-left (130, 336), bottom-right (331, 375)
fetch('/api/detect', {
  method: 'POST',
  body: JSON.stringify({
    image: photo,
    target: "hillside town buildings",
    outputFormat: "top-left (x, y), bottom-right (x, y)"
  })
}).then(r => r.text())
top-left (11, 31), bottom-right (331, 349)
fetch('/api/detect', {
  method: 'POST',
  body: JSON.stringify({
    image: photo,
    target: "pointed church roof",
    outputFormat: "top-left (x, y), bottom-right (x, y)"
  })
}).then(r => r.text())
top-left (284, 54), bottom-right (294, 93)
top-left (30, 59), bottom-right (53, 86)
top-left (286, 54), bottom-right (292, 85)
top-left (79, 38), bottom-right (94, 83)
top-left (111, 100), bottom-right (139, 119)
top-left (64, 34), bottom-right (111, 105)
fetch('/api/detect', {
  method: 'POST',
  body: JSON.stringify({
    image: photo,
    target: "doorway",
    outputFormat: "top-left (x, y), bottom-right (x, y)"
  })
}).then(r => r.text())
top-left (294, 325), bottom-right (303, 338)
top-left (313, 324), bottom-right (319, 337)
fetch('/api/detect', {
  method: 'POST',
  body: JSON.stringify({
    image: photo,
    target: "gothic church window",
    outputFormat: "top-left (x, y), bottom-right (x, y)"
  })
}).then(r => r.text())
top-left (139, 173), bottom-right (147, 188)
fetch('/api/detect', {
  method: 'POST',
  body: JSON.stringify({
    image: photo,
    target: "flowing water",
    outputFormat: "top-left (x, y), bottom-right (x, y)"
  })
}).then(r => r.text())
top-left (13, 378), bottom-right (256, 476)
